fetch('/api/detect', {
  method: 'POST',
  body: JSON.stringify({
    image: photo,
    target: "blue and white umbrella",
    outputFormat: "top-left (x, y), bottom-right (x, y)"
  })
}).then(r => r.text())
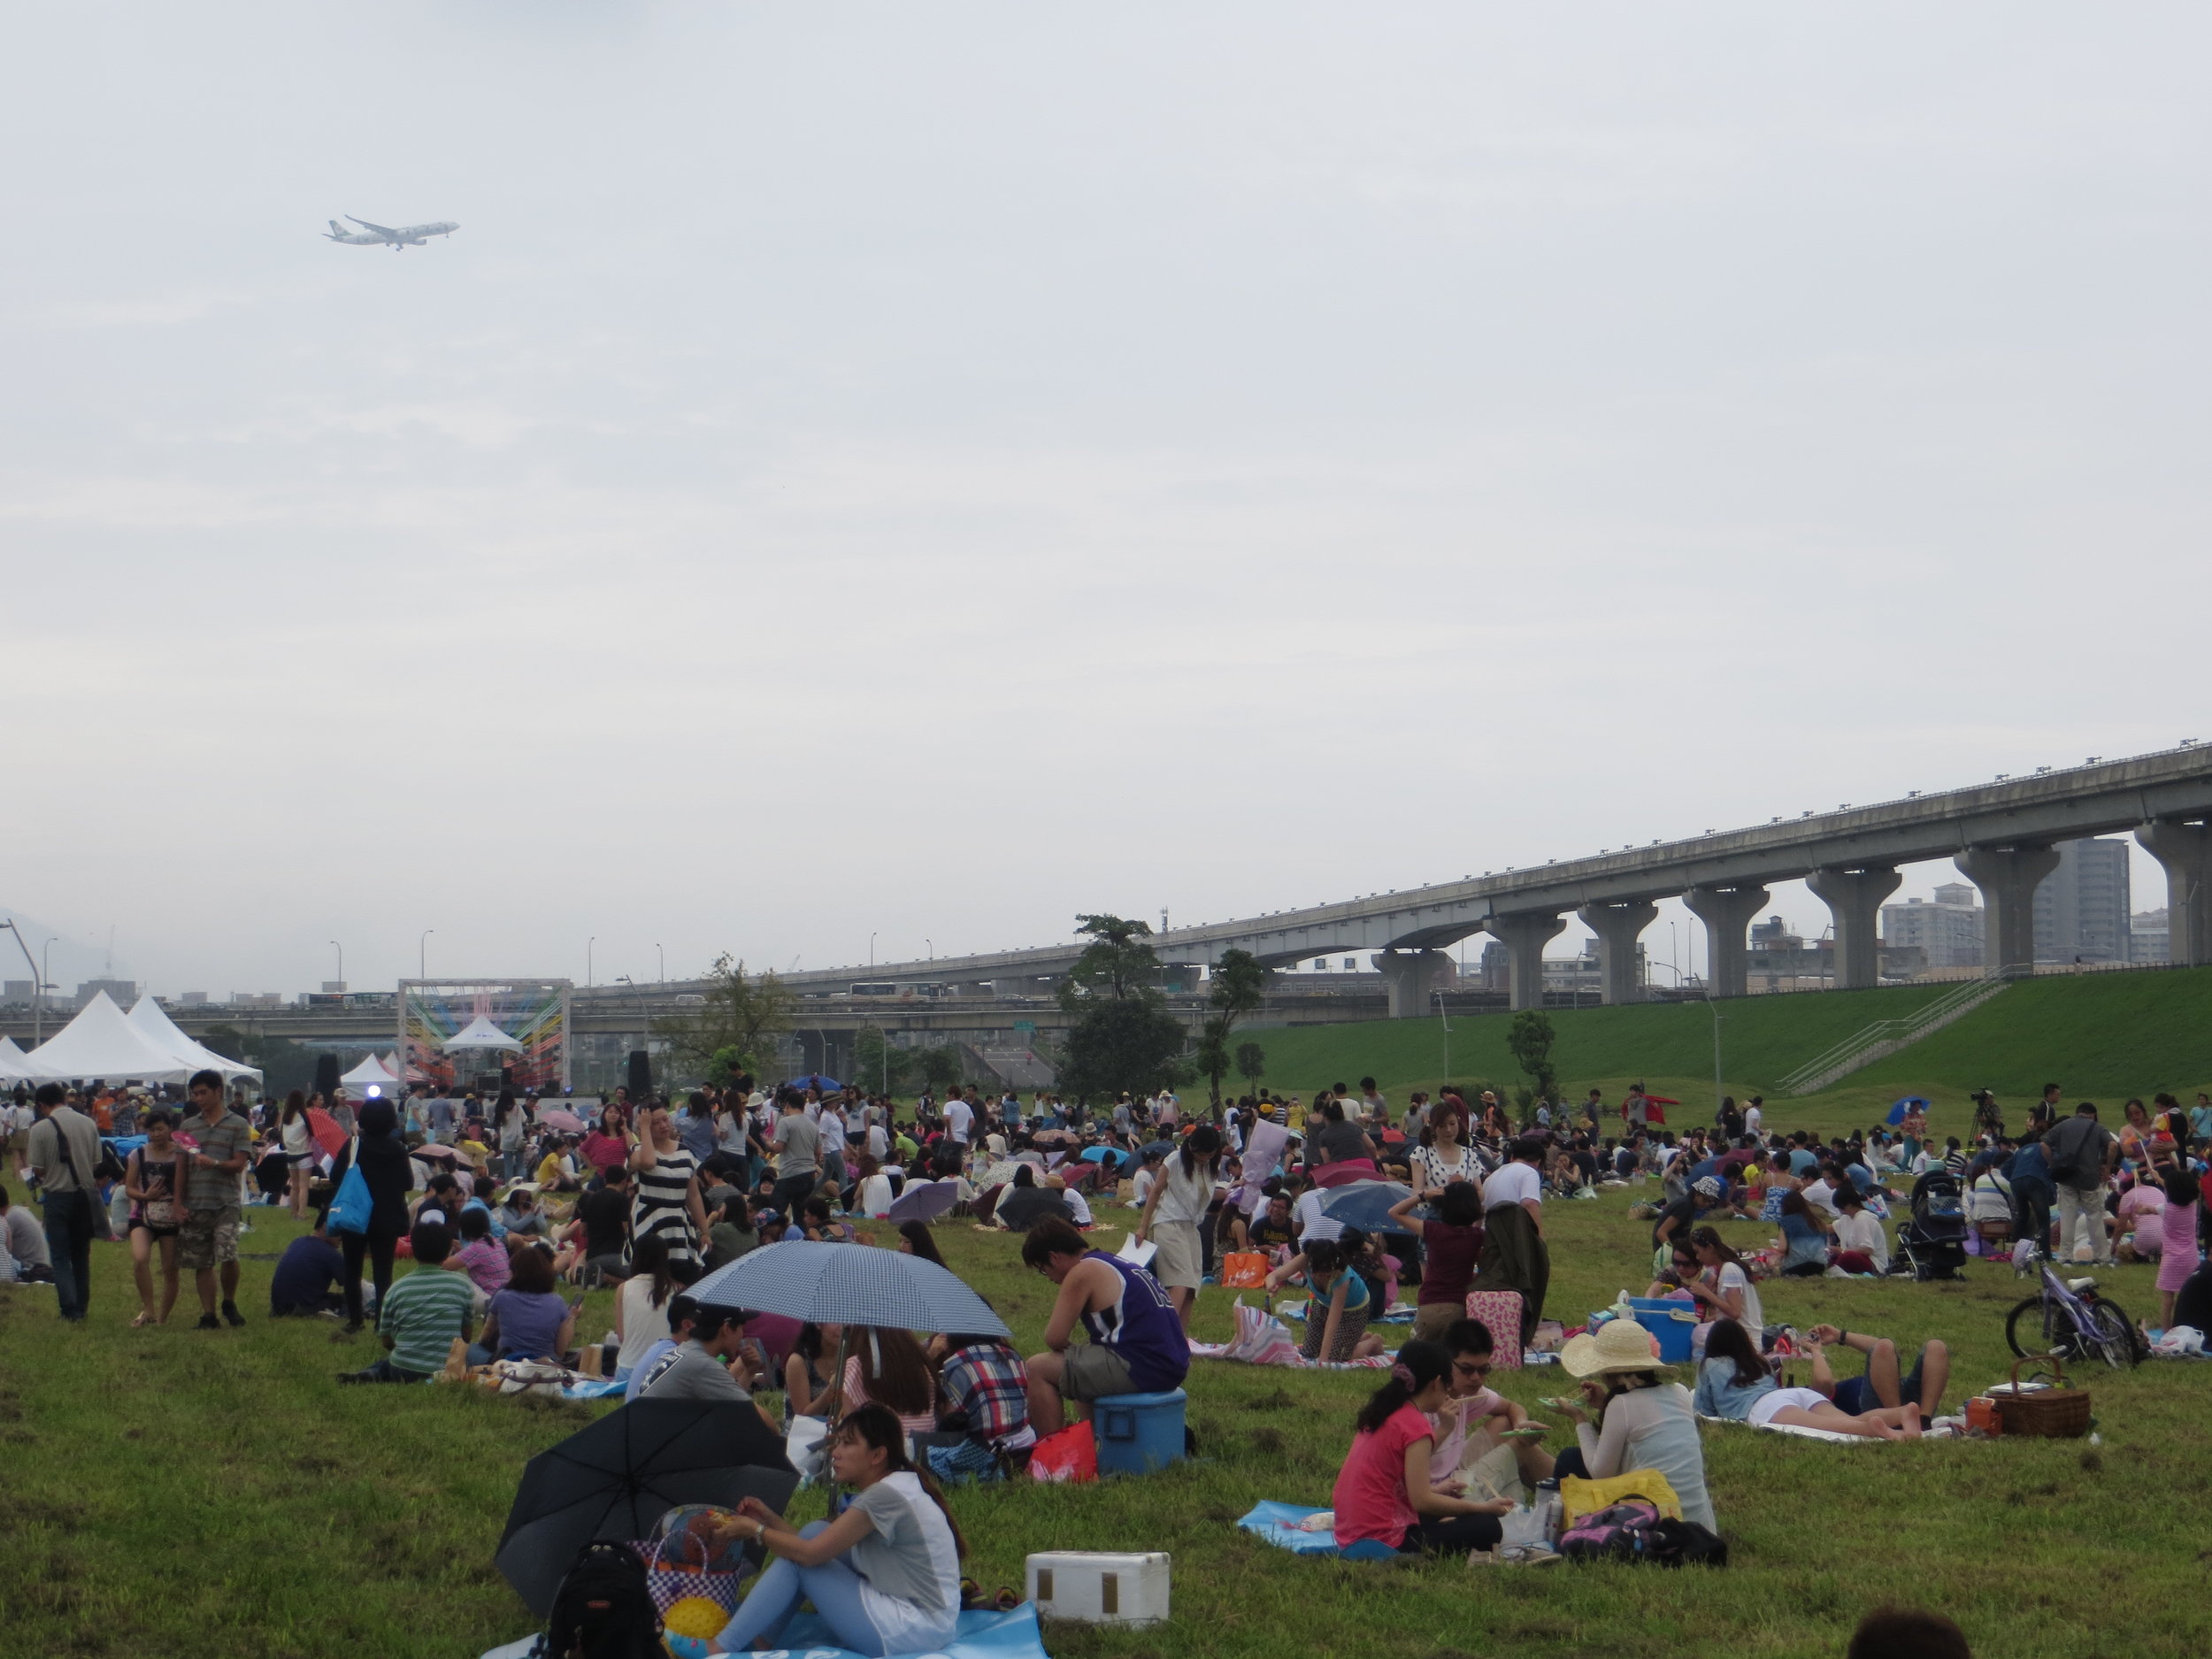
top-left (884, 1178), bottom-right (960, 1223)
top-left (1319, 1179), bottom-right (1417, 1236)
top-left (687, 1240), bottom-right (1010, 1338)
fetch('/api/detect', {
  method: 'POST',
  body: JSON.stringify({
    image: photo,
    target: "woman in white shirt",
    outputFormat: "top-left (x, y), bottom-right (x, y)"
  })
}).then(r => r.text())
top-left (611, 1233), bottom-right (676, 1380)
top-left (1410, 1109), bottom-right (1479, 1202)
top-left (1680, 1225), bottom-right (1763, 1352)
top-left (851, 1154), bottom-right (897, 1219)
top-left (703, 1403), bottom-right (964, 1657)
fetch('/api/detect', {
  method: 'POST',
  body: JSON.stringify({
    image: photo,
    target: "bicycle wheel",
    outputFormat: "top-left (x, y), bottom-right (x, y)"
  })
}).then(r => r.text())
top-left (2004, 1297), bottom-right (2061, 1360)
top-left (2082, 1298), bottom-right (2139, 1370)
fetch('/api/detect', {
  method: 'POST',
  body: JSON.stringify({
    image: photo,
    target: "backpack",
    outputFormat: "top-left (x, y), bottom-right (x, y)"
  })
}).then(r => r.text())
top-left (1559, 1502), bottom-right (1729, 1568)
top-left (541, 1542), bottom-right (663, 1659)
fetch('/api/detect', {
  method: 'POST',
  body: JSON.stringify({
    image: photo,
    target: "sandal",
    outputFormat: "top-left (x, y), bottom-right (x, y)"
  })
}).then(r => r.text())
top-left (130, 1312), bottom-right (152, 1328)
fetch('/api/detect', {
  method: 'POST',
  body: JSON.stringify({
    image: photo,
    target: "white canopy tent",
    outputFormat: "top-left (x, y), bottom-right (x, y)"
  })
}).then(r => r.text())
top-left (23, 991), bottom-right (202, 1084)
top-left (443, 1015), bottom-right (523, 1053)
top-left (127, 996), bottom-right (264, 1087)
top-left (339, 1052), bottom-right (401, 1094)
top-left (0, 1035), bottom-right (37, 1085)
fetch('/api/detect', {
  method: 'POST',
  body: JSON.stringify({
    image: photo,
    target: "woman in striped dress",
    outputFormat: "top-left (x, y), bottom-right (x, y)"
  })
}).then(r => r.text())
top-left (629, 1103), bottom-right (708, 1279)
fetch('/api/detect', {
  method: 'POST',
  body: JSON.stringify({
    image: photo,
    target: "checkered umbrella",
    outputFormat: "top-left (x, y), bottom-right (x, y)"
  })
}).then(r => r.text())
top-left (688, 1240), bottom-right (1010, 1338)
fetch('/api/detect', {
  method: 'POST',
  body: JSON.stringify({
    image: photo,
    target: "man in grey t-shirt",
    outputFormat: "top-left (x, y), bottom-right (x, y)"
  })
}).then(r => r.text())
top-left (770, 1096), bottom-right (819, 1217)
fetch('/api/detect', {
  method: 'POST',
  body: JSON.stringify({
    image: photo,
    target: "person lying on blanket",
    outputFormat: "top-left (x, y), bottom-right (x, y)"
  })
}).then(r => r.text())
top-left (698, 1405), bottom-right (963, 1657)
top-left (1802, 1324), bottom-right (1950, 1417)
top-left (1693, 1317), bottom-right (1925, 1439)
top-left (1332, 1340), bottom-right (1513, 1556)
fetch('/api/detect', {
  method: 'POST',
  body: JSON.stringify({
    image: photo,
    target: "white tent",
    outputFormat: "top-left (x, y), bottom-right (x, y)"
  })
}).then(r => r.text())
top-left (24, 991), bottom-right (200, 1083)
top-left (126, 995), bottom-right (264, 1087)
top-left (444, 1015), bottom-right (523, 1052)
top-left (339, 1052), bottom-right (401, 1094)
top-left (0, 1036), bottom-right (38, 1085)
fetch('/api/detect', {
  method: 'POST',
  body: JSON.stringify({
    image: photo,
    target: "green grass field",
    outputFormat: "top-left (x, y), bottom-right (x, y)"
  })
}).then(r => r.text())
top-left (4, 1185), bottom-right (2206, 1659)
top-left (1236, 965), bottom-right (2212, 1145)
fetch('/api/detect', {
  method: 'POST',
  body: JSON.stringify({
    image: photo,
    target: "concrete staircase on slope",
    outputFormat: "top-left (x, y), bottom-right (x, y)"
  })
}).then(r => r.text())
top-left (1776, 968), bottom-right (2020, 1096)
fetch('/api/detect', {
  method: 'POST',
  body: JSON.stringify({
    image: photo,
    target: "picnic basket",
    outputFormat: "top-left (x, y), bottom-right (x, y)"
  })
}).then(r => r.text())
top-left (1991, 1356), bottom-right (2092, 1439)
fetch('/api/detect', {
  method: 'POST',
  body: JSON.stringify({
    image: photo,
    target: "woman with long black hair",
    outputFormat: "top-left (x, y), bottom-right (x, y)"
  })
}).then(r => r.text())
top-left (324, 1098), bottom-right (413, 1334)
top-left (1135, 1124), bottom-right (1220, 1329)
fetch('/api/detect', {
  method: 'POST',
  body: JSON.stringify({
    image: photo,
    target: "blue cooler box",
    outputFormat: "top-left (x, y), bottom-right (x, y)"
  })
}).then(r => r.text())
top-left (1094, 1389), bottom-right (1187, 1475)
top-left (1624, 1298), bottom-right (1701, 1363)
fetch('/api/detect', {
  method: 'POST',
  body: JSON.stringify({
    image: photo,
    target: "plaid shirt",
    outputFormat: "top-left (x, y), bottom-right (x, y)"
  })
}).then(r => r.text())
top-left (940, 1341), bottom-right (1030, 1443)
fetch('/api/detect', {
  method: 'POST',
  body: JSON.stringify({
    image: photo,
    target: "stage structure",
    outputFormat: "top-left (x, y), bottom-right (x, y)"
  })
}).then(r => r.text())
top-left (397, 979), bottom-right (572, 1093)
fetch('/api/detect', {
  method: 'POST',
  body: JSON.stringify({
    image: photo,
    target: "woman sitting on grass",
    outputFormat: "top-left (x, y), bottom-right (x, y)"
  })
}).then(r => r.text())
top-left (1549, 1318), bottom-right (1717, 1530)
top-left (1331, 1340), bottom-right (1511, 1555)
top-left (1278, 1239), bottom-right (1386, 1363)
top-left (1681, 1225), bottom-right (1763, 1350)
top-left (1774, 1189), bottom-right (1832, 1277)
top-left (691, 1404), bottom-right (963, 1658)
top-left (839, 1325), bottom-right (939, 1438)
top-left (469, 1242), bottom-right (575, 1367)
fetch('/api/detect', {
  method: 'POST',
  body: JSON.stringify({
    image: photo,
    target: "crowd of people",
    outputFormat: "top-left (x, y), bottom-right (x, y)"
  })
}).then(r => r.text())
top-left (5, 1058), bottom-right (2201, 1655)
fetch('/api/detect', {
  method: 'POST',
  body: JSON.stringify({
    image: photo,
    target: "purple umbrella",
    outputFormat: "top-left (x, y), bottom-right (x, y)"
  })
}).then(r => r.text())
top-left (886, 1179), bottom-right (960, 1223)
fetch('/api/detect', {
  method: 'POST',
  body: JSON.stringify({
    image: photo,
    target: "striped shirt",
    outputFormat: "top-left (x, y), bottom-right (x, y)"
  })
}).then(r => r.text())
top-left (631, 1146), bottom-right (701, 1266)
top-left (379, 1267), bottom-right (476, 1374)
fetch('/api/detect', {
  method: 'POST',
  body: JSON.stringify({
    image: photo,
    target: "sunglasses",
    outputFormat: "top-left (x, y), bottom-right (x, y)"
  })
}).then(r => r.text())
top-left (1452, 1358), bottom-right (1493, 1379)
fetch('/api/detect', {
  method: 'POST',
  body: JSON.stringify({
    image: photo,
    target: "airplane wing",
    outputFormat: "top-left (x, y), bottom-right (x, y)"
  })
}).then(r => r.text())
top-left (346, 216), bottom-right (398, 236)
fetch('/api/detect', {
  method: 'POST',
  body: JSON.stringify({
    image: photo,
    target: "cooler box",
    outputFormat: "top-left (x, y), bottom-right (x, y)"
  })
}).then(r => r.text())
top-left (1025, 1551), bottom-right (1171, 1626)
top-left (1093, 1389), bottom-right (1187, 1475)
top-left (1624, 1297), bottom-right (1701, 1363)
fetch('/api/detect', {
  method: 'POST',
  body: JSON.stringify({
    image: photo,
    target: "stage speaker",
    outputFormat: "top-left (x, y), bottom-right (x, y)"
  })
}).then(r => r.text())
top-left (627, 1049), bottom-right (654, 1100)
top-left (313, 1053), bottom-right (342, 1100)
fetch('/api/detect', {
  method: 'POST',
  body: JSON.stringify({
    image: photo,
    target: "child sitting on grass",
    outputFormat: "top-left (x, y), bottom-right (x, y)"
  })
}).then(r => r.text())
top-left (337, 1220), bottom-right (474, 1384)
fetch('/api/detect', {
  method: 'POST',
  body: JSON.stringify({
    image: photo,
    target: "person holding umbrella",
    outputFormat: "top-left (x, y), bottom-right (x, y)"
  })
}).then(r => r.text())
top-left (693, 1403), bottom-right (964, 1658)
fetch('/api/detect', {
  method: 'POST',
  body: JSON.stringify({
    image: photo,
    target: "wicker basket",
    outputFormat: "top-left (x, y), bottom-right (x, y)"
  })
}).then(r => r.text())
top-left (1991, 1356), bottom-right (2092, 1438)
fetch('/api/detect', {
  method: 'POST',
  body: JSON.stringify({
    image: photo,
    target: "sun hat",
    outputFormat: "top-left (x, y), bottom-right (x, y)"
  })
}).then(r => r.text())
top-left (1558, 1317), bottom-right (1670, 1378)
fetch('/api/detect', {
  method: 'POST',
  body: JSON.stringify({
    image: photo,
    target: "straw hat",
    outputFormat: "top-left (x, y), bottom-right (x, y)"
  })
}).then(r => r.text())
top-left (1558, 1317), bottom-right (1671, 1378)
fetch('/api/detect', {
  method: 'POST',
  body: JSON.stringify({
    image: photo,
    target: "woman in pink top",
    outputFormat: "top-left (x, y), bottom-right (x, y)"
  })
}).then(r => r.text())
top-left (579, 1107), bottom-right (632, 1179)
top-left (1330, 1340), bottom-right (1509, 1555)
top-left (2153, 1155), bottom-right (2203, 1328)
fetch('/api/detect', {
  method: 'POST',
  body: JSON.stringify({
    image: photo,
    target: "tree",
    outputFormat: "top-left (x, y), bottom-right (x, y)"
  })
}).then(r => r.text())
top-left (1056, 914), bottom-right (1192, 1102)
top-left (197, 1023), bottom-right (248, 1062)
top-left (1234, 1040), bottom-right (1266, 1094)
top-left (1505, 1010), bottom-right (1559, 1108)
top-left (914, 1044), bottom-right (967, 1094)
top-left (1194, 949), bottom-right (1267, 1115)
top-left (654, 955), bottom-right (795, 1084)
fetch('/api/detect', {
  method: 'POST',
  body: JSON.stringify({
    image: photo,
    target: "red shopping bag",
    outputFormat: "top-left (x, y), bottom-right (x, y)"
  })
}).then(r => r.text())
top-left (1219, 1252), bottom-right (1270, 1289)
top-left (1029, 1420), bottom-right (1098, 1484)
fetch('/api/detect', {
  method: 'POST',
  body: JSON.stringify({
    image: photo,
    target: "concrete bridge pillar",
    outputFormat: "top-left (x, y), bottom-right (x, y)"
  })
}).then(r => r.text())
top-left (1577, 900), bottom-right (1656, 1004)
top-left (1807, 865), bottom-right (1902, 989)
top-left (2137, 819), bottom-right (2212, 966)
top-left (1955, 843), bottom-right (2060, 975)
top-left (1373, 949), bottom-right (1454, 1019)
top-left (1681, 884), bottom-right (1771, 998)
top-left (1485, 911), bottom-right (1567, 1010)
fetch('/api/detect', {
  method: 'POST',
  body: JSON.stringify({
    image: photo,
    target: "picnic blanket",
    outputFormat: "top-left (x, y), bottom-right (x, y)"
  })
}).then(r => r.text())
top-left (483, 1603), bottom-right (1048, 1659)
top-left (1237, 1501), bottom-right (1399, 1560)
top-left (1275, 1299), bottom-right (1418, 1325)
top-left (1187, 1298), bottom-right (1394, 1369)
top-left (1698, 1413), bottom-right (1878, 1445)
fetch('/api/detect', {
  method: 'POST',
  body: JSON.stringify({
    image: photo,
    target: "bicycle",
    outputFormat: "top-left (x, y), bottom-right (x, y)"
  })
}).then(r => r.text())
top-left (2004, 1257), bottom-right (2139, 1370)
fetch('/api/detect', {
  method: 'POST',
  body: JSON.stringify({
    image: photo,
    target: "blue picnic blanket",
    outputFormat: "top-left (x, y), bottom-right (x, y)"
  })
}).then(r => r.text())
top-left (1237, 1501), bottom-right (1399, 1561)
top-left (484, 1603), bottom-right (1048, 1659)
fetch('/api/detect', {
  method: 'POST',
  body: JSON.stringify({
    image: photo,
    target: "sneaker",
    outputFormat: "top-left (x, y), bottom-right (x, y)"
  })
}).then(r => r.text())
top-left (221, 1302), bottom-right (245, 1327)
top-left (196, 1313), bottom-right (222, 1331)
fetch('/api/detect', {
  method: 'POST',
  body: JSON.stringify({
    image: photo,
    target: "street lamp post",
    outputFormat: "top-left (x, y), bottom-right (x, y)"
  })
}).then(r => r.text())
top-left (0, 922), bottom-right (41, 1045)
top-left (870, 933), bottom-right (877, 967)
top-left (588, 937), bottom-right (595, 988)
top-left (330, 941), bottom-right (343, 989)
top-left (657, 943), bottom-right (664, 983)
top-left (419, 929), bottom-right (434, 980)
top-left (925, 938), bottom-right (933, 961)
top-left (42, 938), bottom-right (57, 1037)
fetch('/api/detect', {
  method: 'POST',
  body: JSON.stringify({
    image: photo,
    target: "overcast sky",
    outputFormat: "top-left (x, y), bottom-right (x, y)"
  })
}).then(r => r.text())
top-left (3, 4), bottom-right (2205, 997)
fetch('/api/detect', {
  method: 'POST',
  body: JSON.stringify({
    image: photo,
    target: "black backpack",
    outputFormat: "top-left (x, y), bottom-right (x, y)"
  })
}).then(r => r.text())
top-left (540, 1542), bottom-right (662, 1659)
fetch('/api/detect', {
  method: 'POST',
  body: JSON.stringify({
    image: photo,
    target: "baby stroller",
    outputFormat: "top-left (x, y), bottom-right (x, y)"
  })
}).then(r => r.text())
top-left (1894, 1171), bottom-right (1969, 1280)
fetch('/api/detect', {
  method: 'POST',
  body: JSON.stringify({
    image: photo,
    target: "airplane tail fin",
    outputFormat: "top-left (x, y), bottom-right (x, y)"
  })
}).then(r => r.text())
top-left (326, 219), bottom-right (344, 238)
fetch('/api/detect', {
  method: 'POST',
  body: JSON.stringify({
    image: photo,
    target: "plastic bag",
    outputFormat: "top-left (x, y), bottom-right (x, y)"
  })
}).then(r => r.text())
top-left (1219, 1252), bottom-right (1270, 1289)
top-left (1029, 1420), bottom-right (1097, 1484)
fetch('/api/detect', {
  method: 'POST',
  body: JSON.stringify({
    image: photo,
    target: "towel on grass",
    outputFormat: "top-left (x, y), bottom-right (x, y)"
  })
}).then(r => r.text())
top-left (483, 1603), bottom-right (1047, 1659)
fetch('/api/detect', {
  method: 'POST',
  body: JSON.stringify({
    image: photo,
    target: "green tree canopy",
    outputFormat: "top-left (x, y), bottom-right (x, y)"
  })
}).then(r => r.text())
top-left (1505, 1009), bottom-right (1559, 1109)
top-left (1056, 913), bottom-right (1190, 1102)
top-left (654, 955), bottom-right (794, 1084)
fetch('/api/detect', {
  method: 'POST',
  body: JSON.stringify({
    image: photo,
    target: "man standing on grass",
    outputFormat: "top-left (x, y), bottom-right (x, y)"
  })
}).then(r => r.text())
top-left (177, 1068), bottom-right (252, 1329)
top-left (2046, 1102), bottom-right (2117, 1265)
top-left (770, 1091), bottom-right (819, 1219)
top-left (25, 1083), bottom-right (101, 1320)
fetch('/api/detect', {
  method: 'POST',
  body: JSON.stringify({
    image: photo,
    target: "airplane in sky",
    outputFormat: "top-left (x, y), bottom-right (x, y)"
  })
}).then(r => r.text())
top-left (323, 215), bottom-right (459, 250)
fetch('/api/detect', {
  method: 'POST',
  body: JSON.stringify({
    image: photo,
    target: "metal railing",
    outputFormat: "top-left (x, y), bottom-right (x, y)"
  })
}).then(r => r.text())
top-left (1776, 964), bottom-right (2025, 1095)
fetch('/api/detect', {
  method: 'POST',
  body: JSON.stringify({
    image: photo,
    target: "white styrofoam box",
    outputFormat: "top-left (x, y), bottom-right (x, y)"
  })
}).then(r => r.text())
top-left (1025, 1550), bottom-right (1171, 1626)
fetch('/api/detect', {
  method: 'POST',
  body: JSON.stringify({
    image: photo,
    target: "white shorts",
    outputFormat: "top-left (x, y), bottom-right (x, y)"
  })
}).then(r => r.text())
top-left (1747, 1386), bottom-right (1831, 1427)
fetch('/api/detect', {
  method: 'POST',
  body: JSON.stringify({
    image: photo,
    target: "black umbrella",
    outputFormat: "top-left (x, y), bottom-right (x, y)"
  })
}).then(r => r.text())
top-left (995, 1188), bottom-right (1074, 1231)
top-left (495, 1398), bottom-right (797, 1618)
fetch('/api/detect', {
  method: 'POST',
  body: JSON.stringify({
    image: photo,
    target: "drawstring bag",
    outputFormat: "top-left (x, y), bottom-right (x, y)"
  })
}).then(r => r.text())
top-left (328, 1140), bottom-right (373, 1236)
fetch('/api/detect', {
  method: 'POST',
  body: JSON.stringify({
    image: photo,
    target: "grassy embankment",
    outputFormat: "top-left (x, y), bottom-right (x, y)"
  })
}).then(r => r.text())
top-left (4, 1170), bottom-right (2208, 1659)
top-left (1234, 964), bottom-right (2212, 1142)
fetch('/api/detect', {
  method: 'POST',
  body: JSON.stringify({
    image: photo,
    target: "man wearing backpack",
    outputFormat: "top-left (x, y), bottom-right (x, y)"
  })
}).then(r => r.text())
top-left (2045, 1102), bottom-right (2117, 1265)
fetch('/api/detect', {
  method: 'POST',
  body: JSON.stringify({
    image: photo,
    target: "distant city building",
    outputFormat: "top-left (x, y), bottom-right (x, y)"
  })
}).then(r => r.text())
top-left (1883, 883), bottom-right (1985, 970)
top-left (2032, 837), bottom-right (2132, 964)
top-left (2131, 907), bottom-right (2170, 964)
top-left (73, 978), bottom-right (138, 1007)
top-left (3, 979), bottom-right (34, 1003)
top-left (232, 992), bottom-right (283, 1009)
top-left (176, 991), bottom-right (210, 1006)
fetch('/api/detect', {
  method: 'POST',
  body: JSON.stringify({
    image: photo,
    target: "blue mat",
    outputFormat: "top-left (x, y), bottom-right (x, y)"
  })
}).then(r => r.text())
top-left (484, 1602), bottom-right (1047, 1659)
top-left (1237, 1501), bottom-right (1398, 1561)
